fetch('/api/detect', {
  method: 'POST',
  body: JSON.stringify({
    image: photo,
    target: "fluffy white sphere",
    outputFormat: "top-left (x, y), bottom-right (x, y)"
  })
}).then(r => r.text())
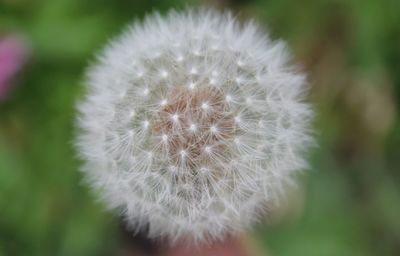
top-left (76, 9), bottom-right (313, 244)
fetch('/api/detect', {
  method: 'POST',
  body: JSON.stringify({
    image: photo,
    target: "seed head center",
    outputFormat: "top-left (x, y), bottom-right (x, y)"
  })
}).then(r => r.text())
top-left (152, 86), bottom-right (237, 170)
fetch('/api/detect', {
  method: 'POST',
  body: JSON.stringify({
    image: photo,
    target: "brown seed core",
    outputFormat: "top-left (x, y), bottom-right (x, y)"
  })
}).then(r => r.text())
top-left (152, 86), bottom-right (237, 171)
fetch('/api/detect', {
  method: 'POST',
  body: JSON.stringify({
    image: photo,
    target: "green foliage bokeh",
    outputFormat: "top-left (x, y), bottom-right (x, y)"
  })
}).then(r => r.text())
top-left (1, 0), bottom-right (399, 255)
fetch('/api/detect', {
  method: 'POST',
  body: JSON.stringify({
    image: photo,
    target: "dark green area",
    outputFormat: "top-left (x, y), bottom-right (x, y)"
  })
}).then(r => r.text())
top-left (1, 0), bottom-right (399, 255)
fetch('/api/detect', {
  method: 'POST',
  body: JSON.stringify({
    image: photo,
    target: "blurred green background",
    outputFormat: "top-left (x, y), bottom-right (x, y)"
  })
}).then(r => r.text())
top-left (1, 0), bottom-right (399, 255)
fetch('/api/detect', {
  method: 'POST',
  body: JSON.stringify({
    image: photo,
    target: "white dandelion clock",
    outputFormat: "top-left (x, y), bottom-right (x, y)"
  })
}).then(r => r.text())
top-left (76, 9), bottom-right (313, 244)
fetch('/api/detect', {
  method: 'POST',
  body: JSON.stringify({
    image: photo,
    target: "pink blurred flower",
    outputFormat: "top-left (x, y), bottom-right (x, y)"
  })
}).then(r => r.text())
top-left (0, 35), bottom-right (29, 100)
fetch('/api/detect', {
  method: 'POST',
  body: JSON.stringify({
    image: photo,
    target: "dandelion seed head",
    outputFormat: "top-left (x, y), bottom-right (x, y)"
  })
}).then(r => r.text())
top-left (76, 9), bottom-right (313, 244)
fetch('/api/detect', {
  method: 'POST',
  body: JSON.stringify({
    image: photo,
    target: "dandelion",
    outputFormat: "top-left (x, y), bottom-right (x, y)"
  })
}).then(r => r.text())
top-left (76, 9), bottom-right (313, 244)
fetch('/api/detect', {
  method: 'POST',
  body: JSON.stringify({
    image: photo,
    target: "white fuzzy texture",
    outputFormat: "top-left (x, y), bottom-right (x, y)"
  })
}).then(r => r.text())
top-left (76, 9), bottom-right (313, 244)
